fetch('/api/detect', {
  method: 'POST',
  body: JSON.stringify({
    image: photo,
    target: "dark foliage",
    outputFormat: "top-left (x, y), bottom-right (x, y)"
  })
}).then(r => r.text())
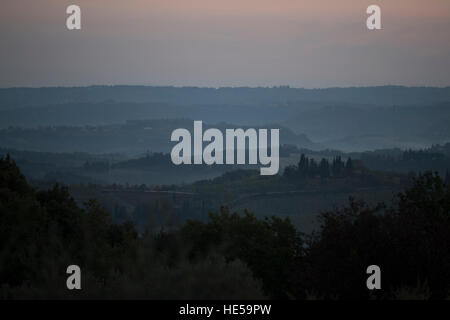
top-left (295, 172), bottom-right (450, 299)
top-left (283, 154), bottom-right (354, 180)
top-left (1, 155), bottom-right (449, 299)
top-left (0, 156), bottom-right (264, 299)
top-left (181, 207), bottom-right (303, 299)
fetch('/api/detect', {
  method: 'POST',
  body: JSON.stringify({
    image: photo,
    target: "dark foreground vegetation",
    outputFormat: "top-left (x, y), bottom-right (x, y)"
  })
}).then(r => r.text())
top-left (1, 155), bottom-right (449, 299)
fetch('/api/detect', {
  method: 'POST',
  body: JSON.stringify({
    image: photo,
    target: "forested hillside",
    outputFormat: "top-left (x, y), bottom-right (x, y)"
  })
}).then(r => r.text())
top-left (1, 155), bottom-right (449, 299)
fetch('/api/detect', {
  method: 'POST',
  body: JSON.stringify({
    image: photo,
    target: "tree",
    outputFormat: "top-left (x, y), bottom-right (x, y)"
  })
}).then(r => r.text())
top-left (319, 158), bottom-right (330, 179)
top-left (332, 156), bottom-right (344, 176)
top-left (0, 155), bottom-right (266, 299)
top-left (298, 154), bottom-right (309, 179)
top-left (345, 157), bottom-right (353, 172)
top-left (308, 159), bottom-right (318, 178)
top-left (295, 172), bottom-right (450, 299)
top-left (181, 206), bottom-right (303, 299)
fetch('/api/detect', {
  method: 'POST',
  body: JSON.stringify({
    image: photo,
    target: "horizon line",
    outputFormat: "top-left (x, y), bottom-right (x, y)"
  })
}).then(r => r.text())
top-left (1, 84), bottom-right (450, 90)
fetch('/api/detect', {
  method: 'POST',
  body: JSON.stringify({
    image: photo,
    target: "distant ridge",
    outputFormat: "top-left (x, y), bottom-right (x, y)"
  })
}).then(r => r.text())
top-left (1, 86), bottom-right (450, 109)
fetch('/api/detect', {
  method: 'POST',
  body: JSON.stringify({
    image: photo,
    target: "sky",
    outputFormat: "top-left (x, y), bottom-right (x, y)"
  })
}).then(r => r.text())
top-left (1, 0), bottom-right (449, 88)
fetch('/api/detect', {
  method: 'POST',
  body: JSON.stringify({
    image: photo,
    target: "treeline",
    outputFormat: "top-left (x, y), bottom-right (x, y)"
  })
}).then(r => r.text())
top-left (83, 153), bottom-right (174, 172)
top-left (1, 155), bottom-right (450, 299)
top-left (284, 154), bottom-right (354, 180)
top-left (0, 155), bottom-right (263, 299)
top-left (360, 149), bottom-right (450, 176)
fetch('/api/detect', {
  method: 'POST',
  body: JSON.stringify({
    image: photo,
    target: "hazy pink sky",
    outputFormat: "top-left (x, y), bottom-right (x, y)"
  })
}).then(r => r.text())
top-left (1, 0), bottom-right (449, 87)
